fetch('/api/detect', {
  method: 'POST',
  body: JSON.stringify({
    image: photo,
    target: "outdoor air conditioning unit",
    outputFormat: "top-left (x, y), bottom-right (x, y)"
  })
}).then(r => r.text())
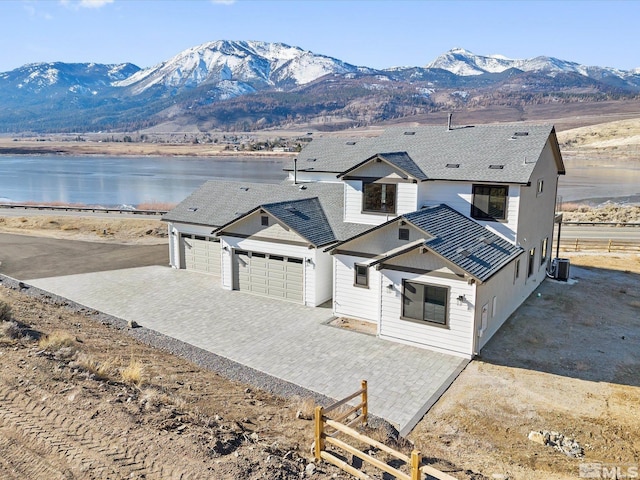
top-left (552, 258), bottom-right (570, 281)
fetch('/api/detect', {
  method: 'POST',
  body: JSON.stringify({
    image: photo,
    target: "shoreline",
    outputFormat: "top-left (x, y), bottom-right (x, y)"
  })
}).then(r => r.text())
top-left (0, 141), bottom-right (297, 158)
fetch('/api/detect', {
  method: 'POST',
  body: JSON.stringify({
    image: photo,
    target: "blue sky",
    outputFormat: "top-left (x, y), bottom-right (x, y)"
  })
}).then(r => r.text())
top-left (2, 0), bottom-right (639, 72)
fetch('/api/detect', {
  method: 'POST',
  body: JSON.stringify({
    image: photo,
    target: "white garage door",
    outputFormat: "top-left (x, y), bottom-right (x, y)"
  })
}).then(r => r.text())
top-left (234, 250), bottom-right (304, 303)
top-left (181, 234), bottom-right (221, 276)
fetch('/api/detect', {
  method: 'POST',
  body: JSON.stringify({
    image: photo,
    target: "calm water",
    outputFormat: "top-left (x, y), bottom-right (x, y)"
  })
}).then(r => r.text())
top-left (0, 155), bottom-right (638, 207)
top-left (558, 159), bottom-right (640, 205)
top-left (0, 155), bottom-right (289, 206)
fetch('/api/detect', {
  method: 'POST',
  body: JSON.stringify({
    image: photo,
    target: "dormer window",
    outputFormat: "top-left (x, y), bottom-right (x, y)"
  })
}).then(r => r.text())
top-left (362, 182), bottom-right (396, 214)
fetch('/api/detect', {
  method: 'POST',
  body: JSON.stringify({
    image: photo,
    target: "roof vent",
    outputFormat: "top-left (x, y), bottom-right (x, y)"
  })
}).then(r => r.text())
top-left (403, 131), bottom-right (416, 135)
top-left (489, 165), bottom-right (504, 170)
top-left (307, 158), bottom-right (316, 162)
top-left (298, 184), bottom-right (307, 190)
top-left (446, 163), bottom-right (460, 168)
top-left (456, 247), bottom-right (471, 258)
top-left (188, 207), bottom-right (198, 212)
top-left (514, 131), bottom-right (529, 136)
top-left (240, 186), bottom-right (249, 191)
top-left (478, 236), bottom-right (494, 245)
top-left (346, 141), bottom-right (356, 145)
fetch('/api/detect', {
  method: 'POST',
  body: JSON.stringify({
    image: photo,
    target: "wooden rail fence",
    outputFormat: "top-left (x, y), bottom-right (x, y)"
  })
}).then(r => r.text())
top-left (559, 238), bottom-right (640, 253)
top-left (314, 381), bottom-right (456, 480)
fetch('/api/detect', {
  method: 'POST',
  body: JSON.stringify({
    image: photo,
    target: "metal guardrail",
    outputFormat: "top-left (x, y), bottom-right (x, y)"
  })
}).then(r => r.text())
top-left (562, 221), bottom-right (640, 227)
top-left (0, 204), bottom-right (168, 216)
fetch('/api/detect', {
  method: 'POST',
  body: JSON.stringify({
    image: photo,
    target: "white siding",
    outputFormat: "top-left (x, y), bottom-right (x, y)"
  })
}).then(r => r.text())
top-left (344, 180), bottom-right (417, 225)
top-left (333, 254), bottom-right (380, 323)
top-left (286, 171), bottom-right (341, 183)
top-left (337, 221), bottom-right (427, 257)
top-left (225, 212), bottom-right (306, 243)
top-left (347, 161), bottom-right (410, 179)
top-left (516, 139), bottom-right (560, 281)
top-left (379, 267), bottom-right (475, 358)
top-left (474, 254), bottom-right (531, 352)
top-left (417, 181), bottom-right (519, 244)
top-left (314, 249), bottom-right (334, 306)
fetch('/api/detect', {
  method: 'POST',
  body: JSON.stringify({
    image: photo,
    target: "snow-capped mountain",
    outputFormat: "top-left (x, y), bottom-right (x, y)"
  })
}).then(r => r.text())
top-left (0, 62), bottom-right (139, 95)
top-left (426, 47), bottom-right (637, 80)
top-left (114, 40), bottom-right (370, 95)
top-left (0, 42), bottom-right (639, 133)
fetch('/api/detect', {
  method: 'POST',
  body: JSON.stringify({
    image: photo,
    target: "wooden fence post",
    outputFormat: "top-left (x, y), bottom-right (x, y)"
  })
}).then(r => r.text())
top-left (361, 380), bottom-right (368, 426)
top-left (314, 406), bottom-right (324, 461)
top-left (608, 239), bottom-right (612, 252)
top-left (575, 239), bottom-right (579, 251)
top-left (411, 449), bottom-right (422, 480)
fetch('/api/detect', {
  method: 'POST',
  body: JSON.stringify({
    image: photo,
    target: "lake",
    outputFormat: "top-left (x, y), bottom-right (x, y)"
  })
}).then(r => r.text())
top-left (1, 155), bottom-right (638, 207)
top-left (0, 155), bottom-right (289, 207)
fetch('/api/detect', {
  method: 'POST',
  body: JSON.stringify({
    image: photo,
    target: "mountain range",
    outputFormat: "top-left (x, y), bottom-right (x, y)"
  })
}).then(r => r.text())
top-left (1, 41), bottom-right (639, 133)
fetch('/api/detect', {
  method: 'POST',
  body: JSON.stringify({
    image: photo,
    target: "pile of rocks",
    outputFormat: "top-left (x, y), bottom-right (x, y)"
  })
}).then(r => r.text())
top-left (528, 430), bottom-right (584, 458)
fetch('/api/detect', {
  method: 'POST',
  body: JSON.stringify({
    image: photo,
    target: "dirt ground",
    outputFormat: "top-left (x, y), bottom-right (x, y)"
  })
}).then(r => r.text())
top-left (1, 218), bottom-right (639, 479)
top-left (410, 253), bottom-right (640, 480)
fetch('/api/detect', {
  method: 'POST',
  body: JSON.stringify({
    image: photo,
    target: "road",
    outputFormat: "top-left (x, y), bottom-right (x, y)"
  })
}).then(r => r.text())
top-left (1, 207), bottom-right (638, 242)
top-left (560, 224), bottom-right (640, 241)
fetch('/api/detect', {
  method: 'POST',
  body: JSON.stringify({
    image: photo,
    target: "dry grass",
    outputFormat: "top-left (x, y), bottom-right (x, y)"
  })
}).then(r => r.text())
top-left (559, 204), bottom-right (640, 223)
top-left (38, 331), bottom-right (76, 351)
top-left (136, 201), bottom-right (177, 211)
top-left (121, 358), bottom-right (144, 386)
top-left (294, 397), bottom-right (316, 420)
top-left (74, 353), bottom-right (117, 381)
top-left (0, 215), bottom-right (166, 244)
top-left (0, 300), bottom-right (12, 322)
top-left (0, 321), bottom-right (21, 340)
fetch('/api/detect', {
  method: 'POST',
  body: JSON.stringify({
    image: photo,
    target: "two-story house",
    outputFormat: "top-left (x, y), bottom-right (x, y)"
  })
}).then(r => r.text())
top-left (162, 124), bottom-right (565, 358)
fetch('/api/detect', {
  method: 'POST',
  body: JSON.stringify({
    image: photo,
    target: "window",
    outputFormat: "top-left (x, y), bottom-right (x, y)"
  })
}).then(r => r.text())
top-left (261, 215), bottom-right (269, 226)
top-left (402, 281), bottom-right (448, 326)
top-left (528, 248), bottom-right (535, 278)
top-left (471, 185), bottom-right (508, 221)
top-left (540, 237), bottom-right (548, 265)
top-left (537, 179), bottom-right (544, 196)
top-left (362, 182), bottom-right (396, 214)
top-left (398, 228), bottom-right (410, 241)
top-left (354, 264), bottom-right (369, 288)
top-left (514, 258), bottom-right (521, 282)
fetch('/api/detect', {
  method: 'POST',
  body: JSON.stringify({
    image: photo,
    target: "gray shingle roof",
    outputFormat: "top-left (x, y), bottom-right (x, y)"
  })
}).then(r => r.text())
top-left (291, 124), bottom-right (564, 184)
top-left (339, 151), bottom-right (428, 181)
top-left (403, 205), bottom-right (523, 282)
top-left (162, 180), bottom-right (370, 242)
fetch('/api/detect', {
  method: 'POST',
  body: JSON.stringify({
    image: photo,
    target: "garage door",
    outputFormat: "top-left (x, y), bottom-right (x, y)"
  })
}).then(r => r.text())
top-left (181, 234), bottom-right (221, 276)
top-left (234, 250), bottom-right (304, 303)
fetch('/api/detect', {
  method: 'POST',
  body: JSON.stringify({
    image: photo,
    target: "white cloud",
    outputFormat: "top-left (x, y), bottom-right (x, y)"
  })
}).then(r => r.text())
top-left (23, 1), bottom-right (53, 19)
top-left (60, 0), bottom-right (114, 9)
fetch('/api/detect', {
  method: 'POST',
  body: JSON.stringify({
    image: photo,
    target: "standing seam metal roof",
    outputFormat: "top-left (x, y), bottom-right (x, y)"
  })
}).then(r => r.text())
top-left (403, 205), bottom-right (523, 282)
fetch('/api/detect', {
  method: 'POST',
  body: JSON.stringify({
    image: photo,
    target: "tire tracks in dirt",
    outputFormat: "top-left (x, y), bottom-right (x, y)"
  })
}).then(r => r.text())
top-left (0, 382), bottom-right (200, 479)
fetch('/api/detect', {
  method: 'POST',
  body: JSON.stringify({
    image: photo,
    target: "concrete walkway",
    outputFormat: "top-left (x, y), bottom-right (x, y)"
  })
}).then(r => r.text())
top-left (29, 266), bottom-right (468, 435)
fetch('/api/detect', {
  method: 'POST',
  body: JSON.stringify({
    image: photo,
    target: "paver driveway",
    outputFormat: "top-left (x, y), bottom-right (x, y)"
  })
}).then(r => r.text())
top-left (29, 265), bottom-right (468, 435)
